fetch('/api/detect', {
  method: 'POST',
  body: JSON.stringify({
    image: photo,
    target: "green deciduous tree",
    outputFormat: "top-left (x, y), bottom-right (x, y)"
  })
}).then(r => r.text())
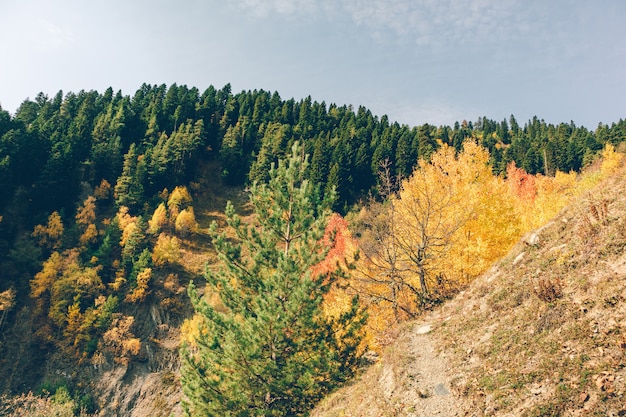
top-left (181, 142), bottom-right (366, 416)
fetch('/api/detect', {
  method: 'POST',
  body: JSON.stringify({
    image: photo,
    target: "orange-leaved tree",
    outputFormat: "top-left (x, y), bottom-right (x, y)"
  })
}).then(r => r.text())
top-left (311, 213), bottom-right (360, 317)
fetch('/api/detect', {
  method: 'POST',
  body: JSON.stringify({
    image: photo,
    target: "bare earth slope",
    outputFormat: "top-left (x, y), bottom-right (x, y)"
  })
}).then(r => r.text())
top-left (313, 319), bottom-right (468, 416)
top-left (314, 164), bottom-right (626, 417)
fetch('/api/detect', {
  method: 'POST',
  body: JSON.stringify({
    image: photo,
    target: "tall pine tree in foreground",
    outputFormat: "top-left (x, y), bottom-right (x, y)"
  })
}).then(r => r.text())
top-left (181, 142), bottom-right (366, 416)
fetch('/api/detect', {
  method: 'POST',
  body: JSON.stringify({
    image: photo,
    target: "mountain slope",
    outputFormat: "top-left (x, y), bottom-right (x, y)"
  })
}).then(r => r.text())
top-left (314, 162), bottom-right (626, 416)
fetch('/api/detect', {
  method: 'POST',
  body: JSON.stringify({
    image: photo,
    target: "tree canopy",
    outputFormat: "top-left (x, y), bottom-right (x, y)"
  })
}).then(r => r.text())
top-left (181, 143), bottom-right (366, 416)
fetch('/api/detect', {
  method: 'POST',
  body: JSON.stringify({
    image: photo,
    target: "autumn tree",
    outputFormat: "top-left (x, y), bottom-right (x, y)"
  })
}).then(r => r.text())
top-left (507, 161), bottom-right (537, 202)
top-left (174, 207), bottom-right (197, 236)
top-left (442, 142), bottom-right (520, 280)
top-left (31, 251), bottom-right (64, 299)
top-left (32, 211), bottom-right (64, 249)
top-left (181, 143), bottom-right (366, 416)
top-left (600, 142), bottom-right (624, 177)
top-left (167, 185), bottom-right (192, 219)
top-left (117, 207), bottom-right (147, 266)
top-left (30, 249), bottom-right (115, 355)
top-left (353, 159), bottom-right (410, 321)
top-left (76, 195), bottom-right (98, 247)
top-left (392, 145), bottom-right (470, 305)
top-left (93, 178), bottom-right (112, 201)
top-left (148, 202), bottom-right (168, 234)
top-left (310, 213), bottom-right (373, 345)
top-left (0, 288), bottom-right (15, 330)
top-left (152, 233), bottom-right (181, 266)
top-left (47, 253), bottom-right (104, 329)
top-left (75, 196), bottom-right (96, 226)
top-left (125, 267), bottom-right (152, 303)
top-left (101, 314), bottom-right (141, 365)
top-left (356, 142), bottom-right (516, 319)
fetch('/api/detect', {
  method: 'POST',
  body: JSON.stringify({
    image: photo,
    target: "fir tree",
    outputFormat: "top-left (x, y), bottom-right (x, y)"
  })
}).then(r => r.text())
top-left (181, 142), bottom-right (366, 416)
top-left (114, 144), bottom-right (144, 209)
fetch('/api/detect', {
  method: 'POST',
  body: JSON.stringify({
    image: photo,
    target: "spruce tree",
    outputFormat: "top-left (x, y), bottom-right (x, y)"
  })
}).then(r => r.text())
top-left (114, 144), bottom-right (144, 209)
top-left (181, 142), bottom-right (366, 416)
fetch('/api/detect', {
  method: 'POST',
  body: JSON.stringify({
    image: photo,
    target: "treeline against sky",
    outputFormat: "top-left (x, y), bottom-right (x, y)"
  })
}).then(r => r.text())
top-left (2, 84), bottom-right (625, 217)
top-left (1, 83), bottom-right (625, 292)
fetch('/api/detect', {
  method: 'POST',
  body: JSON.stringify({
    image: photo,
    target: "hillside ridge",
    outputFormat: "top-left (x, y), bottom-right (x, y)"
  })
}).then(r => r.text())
top-left (0, 84), bottom-right (625, 415)
top-left (313, 161), bottom-right (626, 416)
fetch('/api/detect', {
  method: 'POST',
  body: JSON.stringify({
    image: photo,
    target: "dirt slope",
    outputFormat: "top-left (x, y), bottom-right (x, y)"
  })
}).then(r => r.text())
top-left (312, 318), bottom-right (469, 417)
top-left (314, 165), bottom-right (626, 416)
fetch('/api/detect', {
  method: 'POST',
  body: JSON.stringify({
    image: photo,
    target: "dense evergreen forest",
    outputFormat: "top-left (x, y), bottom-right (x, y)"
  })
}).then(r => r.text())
top-left (1, 82), bottom-right (625, 300)
top-left (0, 84), bottom-right (626, 216)
top-left (0, 83), bottom-right (625, 413)
top-left (2, 84), bottom-right (625, 218)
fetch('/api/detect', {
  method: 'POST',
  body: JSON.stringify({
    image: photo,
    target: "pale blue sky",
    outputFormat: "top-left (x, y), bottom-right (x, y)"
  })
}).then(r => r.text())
top-left (1, 0), bottom-right (624, 128)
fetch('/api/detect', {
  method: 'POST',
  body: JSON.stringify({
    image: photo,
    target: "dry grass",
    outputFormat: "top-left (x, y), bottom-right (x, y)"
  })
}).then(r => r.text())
top-left (313, 162), bottom-right (626, 416)
top-left (432, 163), bottom-right (626, 416)
top-left (0, 391), bottom-right (92, 417)
top-left (312, 321), bottom-right (446, 417)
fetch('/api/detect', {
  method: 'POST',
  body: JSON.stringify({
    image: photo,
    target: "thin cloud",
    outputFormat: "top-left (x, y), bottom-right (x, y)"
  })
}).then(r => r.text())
top-left (341, 0), bottom-right (534, 46)
top-left (234, 0), bottom-right (322, 18)
top-left (29, 18), bottom-right (76, 50)
top-left (232, 0), bottom-right (535, 46)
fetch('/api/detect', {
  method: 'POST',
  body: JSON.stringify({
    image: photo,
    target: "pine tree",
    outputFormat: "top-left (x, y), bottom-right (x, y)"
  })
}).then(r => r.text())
top-left (181, 142), bottom-right (366, 416)
top-left (114, 144), bottom-right (144, 209)
top-left (309, 133), bottom-right (331, 189)
top-left (219, 121), bottom-right (246, 184)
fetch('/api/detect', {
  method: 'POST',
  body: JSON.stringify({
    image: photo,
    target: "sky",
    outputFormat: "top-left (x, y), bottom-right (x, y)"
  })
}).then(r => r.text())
top-left (0, 0), bottom-right (625, 129)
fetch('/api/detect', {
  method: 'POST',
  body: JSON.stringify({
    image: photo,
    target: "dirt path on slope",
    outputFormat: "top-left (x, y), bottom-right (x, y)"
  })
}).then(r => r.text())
top-left (313, 319), bottom-right (469, 417)
top-left (398, 322), bottom-right (468, 416)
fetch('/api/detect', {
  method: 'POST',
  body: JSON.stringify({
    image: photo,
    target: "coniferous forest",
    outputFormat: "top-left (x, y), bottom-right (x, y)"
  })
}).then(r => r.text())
top-left (0, 83), bottom-right (625, 415)
top-left (2, 83), bottom-right (625, 222)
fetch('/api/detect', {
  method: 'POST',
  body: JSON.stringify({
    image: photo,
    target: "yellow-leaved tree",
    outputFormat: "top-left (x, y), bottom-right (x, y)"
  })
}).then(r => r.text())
top-left (355, 149), bottom-right (468, 322)
top-left (31, 251), bottom-right (63, 299)
top-left (76, 196), bottom-right (99, 247)
top-left (125, 268), bottom-right (152, 303)
top-left (0, 288), bottom-right (16, 330)
top-left (93, 179), bottom-right (112, 201)
top-left (152, 233), bottom-right (181, 266)
top-left (101, 314), bottom-right (141, 365)
top-left (356, 141), bottom-right (521, 324)
top-left (75, 196), bottom-right (96, 226)
top-left (167, 185), bottom-right (192, 219)
top-left (30, 249), bottom-right (116, 355)
top-left (32, 211), bottom-right (64, 249)
top-left (442, 142), bottom-right (521, 281)
top-left (600, 142), bottom-right (624, 178)
top-left (175, 207), bottom-right (198, 236)
top-left (148, 202), bottom-right (168, 234)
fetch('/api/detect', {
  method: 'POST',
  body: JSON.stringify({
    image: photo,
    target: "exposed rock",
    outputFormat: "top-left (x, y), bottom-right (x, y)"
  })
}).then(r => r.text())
top-left (522, 222), bottom-right (555, 246)
top-left (416, 324), bottom-right (432, 335)
top-left (434, 383), bottom-right (451, 396)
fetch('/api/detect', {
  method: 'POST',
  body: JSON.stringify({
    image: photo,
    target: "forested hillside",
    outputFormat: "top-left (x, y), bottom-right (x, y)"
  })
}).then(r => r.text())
top-left (2, 84), bottom-right (625, 220)
top-left (312, 157), bottom-right (626, 416)
top-left (0, 83), bottom-right (625, 415)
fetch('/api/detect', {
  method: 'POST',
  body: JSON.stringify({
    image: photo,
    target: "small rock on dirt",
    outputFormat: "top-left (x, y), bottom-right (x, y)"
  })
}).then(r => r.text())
top-left (434, 383), bottom-right (451, 396)
top-left (416, 324), bottom-right (432, 335)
